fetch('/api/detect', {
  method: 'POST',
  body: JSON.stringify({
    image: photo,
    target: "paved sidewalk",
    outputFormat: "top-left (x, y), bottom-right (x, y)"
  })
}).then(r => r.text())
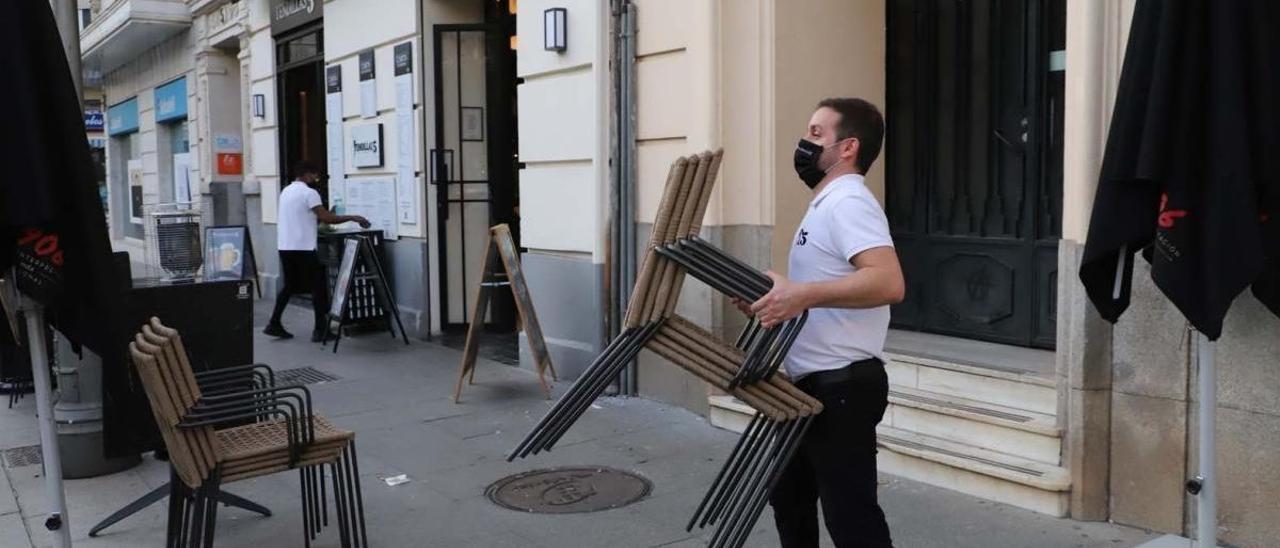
top-left (0, 303), bottom-right (1158, 547)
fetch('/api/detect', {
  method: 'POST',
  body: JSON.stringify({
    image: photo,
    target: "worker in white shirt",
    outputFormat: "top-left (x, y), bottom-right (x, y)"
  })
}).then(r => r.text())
top-left (265, 160), bottom-right (369, 342)
top-left (734, 98), bottom-right (903, 547)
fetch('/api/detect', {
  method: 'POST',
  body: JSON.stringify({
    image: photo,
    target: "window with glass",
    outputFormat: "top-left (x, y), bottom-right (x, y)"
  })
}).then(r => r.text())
top-left (109, 131), bottom-right (144, 239)
top-left (161, 120), bottom-right (192, 204)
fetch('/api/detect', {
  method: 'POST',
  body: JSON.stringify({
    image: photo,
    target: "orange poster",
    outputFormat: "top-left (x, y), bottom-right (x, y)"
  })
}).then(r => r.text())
top-left (217, 153), bottom-right (243, 175)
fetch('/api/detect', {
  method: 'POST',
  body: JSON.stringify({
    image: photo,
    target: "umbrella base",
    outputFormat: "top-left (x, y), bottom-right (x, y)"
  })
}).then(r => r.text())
top-left (56, 424), bottom-right (140, 479)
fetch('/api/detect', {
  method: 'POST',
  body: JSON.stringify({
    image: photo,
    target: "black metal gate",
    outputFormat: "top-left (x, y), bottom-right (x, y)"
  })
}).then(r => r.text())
top-left (886, 0), bottom-right (1065, 348)
top-left (431, 20), bottom-right (519, 331)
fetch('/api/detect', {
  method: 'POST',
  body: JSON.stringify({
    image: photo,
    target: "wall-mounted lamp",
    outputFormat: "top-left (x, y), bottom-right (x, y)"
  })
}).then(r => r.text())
top-left (543, 8), bottom-right (567, 53)
top-left (252, 94), bottom-right (266, 118)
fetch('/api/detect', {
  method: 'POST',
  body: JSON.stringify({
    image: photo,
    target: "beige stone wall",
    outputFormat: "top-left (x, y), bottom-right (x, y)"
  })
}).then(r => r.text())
top-left (1061, 1), bottom-right (1280, 544)
top-left (245, 0), bottom-right (277, 222)
top-left (630, 0), bottom-right (723, 411)
top-left (102, 30), bottom-right (197, 259)
top-left (632, 0), bottom-right (719, 224)
top-left (517, 0), bottom-right (610, 259)
top-left (769, 0), bottom-right (885, 276)
top-left (1061, 0), bottom-right (1136, 242)
top-left (623, 0), bottom-right (886, 411)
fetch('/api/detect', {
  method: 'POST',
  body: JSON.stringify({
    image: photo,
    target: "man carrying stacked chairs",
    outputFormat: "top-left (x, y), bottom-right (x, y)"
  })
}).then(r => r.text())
top-left (510, 97), bottom-right (902, 548)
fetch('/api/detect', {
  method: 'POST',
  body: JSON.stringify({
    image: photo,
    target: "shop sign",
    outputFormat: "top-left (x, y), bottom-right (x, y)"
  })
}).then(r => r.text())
top-left (350, 124), bottom-right (384, 168)
top-left (270, 0), bottom-right (321, 35)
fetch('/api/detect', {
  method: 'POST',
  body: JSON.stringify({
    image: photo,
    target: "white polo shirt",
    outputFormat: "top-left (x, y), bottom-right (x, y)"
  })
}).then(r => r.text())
top-left (277, 181), bottom-right (323, 251)
top-left (783, 174), bottom-right (895, 379)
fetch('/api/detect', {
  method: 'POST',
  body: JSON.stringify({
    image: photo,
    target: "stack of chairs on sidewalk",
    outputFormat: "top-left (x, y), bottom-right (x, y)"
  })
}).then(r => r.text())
top-left (129, 317), bottom-right (368, 548)
top-left (509, 150), bottom-right (823, 548)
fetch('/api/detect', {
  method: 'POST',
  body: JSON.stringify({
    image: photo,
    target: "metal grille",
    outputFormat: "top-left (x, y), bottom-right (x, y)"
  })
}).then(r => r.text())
top-left (2, 445), bottom-right (43, 468)
top-left (276, 367), bottom-right (341, 386)
top-left (143, 204), bottom-right (204, 282)
top-left (156, 215), bottom-right (202, 274)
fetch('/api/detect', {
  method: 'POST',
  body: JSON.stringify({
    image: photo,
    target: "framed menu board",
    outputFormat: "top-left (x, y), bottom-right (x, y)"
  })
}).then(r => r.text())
top-left (203, 226), bottom-right (261, 297)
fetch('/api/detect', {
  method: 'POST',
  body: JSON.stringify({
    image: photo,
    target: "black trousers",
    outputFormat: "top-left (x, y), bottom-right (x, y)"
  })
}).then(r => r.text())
top-left (769, 358), bottom-right (893, 548)
top-left (269, 250), bottom-right (328, 334)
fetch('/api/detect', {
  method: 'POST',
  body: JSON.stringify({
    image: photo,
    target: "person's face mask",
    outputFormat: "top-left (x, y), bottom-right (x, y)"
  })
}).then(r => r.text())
top-left (793, 137), bottom-right (850, 189)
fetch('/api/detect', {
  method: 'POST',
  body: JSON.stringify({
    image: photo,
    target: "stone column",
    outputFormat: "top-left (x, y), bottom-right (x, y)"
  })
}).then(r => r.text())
top-left (1057, 0), bottom-right (1136, 521)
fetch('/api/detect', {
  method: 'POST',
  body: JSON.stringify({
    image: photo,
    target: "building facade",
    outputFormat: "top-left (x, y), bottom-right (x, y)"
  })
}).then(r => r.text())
top-left (82, 0), bottom-right (513, 338)
top-left (513, 1), bottom-right (1280, 545)
top-left (80, 1), bottom-right (1280, 545)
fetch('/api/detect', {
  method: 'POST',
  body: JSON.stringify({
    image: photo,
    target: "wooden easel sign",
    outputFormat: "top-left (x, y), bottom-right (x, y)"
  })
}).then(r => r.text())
top-left (454, 224), bottom-right (556, 403)
top-left (323, 236), bottom-right (410, 352)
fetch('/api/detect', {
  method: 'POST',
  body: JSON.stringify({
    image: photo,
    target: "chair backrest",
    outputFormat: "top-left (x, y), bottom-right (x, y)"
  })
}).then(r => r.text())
top-left (660, 150), bottom-right (724, 317)
top-left (140, 321), bottom-right (219, 474)
top-left (129, 337), bottom-right (207, 488)
top-left (146, 318), bottom-right (203, 401)
top-left (624, 149), bottom-right (724, 328)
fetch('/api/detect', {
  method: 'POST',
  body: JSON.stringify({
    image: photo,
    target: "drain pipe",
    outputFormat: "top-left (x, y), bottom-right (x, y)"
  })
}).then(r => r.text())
top-left (609, 0), bottom-right (638, 395)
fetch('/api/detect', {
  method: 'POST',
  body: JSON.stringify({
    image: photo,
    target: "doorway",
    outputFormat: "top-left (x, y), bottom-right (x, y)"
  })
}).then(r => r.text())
top-left (276, 24), bottom-right (327, 204)
top-left (431, 2), bottom-right (519, 333)
top-left (885, 0), bottom-right (1066, 348)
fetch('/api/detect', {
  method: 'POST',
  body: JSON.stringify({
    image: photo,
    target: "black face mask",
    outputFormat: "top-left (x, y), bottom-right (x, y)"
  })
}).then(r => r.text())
top-left (793, 138), bottom-right (829, 189)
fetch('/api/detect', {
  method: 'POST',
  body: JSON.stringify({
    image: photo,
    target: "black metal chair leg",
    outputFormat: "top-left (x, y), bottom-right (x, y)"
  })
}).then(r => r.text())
top-left (321, 465), bottom-right (329, 528)
top-left (299, 468), bottom-right (312, 548)
top-left (310, 466), bottom-right (322, 538)
top-left (330, 460), bottom-right (352, 548)
top-left (93, 483), bottom-right (270, 539)
top-left (202, 468), bottom-right (222, 548)
top-left (165, 471), bottom-right (185, 548)
top-left (339, 449), bottom-right (358, 548)
top-left (304, 466), bottom-right (316, 540)
top-left (210, 490), bottom-right (272, 517)
top-left (348, 445), bottom-right (368, 548)
top-left (180, 480), bottom-right (195, 548)
top-left (92, 483), bottom-right (170, 537)
top-left (186, 484), bottom-right (207, 548)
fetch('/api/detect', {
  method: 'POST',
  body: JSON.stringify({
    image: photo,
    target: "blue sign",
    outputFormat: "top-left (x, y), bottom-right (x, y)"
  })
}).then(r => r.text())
top-left (84, 109), bottom-right (104, 131)
top-left (107, 98), bottom-right (139, 136)
top-left (154, 77), bottom-right (188, 123)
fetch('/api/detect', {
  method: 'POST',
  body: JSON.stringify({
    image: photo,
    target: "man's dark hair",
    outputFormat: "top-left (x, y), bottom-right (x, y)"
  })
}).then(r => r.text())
top-left (292, 160), bottom-right (323, 180)
top-left (817, 98), bottom-right (884, 174)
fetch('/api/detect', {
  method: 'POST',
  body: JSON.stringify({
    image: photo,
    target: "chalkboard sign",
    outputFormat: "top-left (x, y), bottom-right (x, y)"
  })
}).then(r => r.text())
top-left (329, 237), bottom-right (360, 320)
top-left (204, 226), bottom-right (261, 297)
top-left (323, 235), bottom-right (408, 352)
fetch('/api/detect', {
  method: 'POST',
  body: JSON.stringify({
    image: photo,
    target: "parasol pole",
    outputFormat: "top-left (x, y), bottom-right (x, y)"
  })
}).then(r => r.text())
top-left (33, 4), bottom-right (79, 545)
top-left (21, 294), bottom-right (72, 548)
top-left (1117, 246), bottom-right (1217, 548)
top-left (1195, 332), bottom-right (1216, 548)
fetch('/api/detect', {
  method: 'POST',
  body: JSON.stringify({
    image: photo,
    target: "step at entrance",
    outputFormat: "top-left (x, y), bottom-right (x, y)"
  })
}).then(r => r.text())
top-left (707, 342), bottom-right (1069, 517)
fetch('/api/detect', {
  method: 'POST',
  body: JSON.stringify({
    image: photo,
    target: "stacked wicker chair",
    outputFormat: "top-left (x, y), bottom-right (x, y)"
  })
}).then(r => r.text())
top-left (509, 150), bottom-right (822, 548)
top-left (129, 317), bottom-right (367, 548)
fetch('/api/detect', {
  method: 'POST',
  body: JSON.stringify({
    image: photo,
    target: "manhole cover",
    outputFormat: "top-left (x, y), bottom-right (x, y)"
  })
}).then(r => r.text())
top-left (276, 367), bottom-right (341, 386)
top-left (486, 466), bottom-right (652, 514)
top-left (2, 445), bottom-right (42, 468)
